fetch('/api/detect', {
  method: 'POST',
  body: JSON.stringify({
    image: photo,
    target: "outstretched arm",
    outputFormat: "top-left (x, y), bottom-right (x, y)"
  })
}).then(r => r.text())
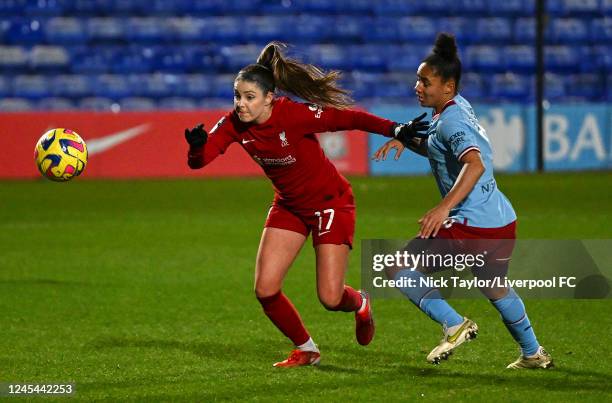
top-left (184, 115), bottom-right (236, 169)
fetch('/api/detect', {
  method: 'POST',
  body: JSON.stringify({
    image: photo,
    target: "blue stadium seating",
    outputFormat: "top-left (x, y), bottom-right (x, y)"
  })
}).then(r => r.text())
top-left (0, 0), bottom-right (608, 109)
top-left (92, 74), bottom-right (132, 98)
top-left (550, 18), bottom-right (589, 44)
top-left (476, 18), bottom-right (513, 43)
top-left (45, 17), bottom-right (86, 44)
top-left (490, 73), bottom-right (532, 102)
top-left (117, 97), bottom-right (155, 110)
top-left (14, 75), bottom-right (50, 99)
top-left (0, 98), bottom-right (35, 111)
top-left (38, 96), bottom-right (74, 110)
top-left (566, 73), bottom-right (605, 100)
top-left (78, 96), bottom-right (114, 111)
top-left (0, 46), bottom-right (29, 72)
top-left (592, 18), bottom-right (612, 43)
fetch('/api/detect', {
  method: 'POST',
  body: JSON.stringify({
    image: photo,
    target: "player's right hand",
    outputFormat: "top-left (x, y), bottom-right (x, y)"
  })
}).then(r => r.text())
top-left (372, 139), bottom-right (406, 161)
top-left (184, 123), bottom-right (208, 148)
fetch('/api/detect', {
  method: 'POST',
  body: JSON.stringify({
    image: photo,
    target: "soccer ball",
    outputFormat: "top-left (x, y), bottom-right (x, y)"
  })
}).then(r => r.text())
top-left (34, 128), bottom-right (88, 182)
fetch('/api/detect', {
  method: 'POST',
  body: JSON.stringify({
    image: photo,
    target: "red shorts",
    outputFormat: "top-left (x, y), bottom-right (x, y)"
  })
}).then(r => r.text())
top-left (264, 189), bottom-right (356, 248)
top-left (402, 220), bottom-right (517, 274)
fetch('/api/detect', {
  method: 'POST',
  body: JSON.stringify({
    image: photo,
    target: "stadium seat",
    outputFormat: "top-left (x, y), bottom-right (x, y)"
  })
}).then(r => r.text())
top-left (0, 98), bottom-right (35, 111)
top-left (87, 18), bottom-right (125, 43)
top-left (550, 18), bottom-right (589, 44)
top-left (226, 0), bottom-right (262, 14)
top-left (166, 17), bottom-right (205, 43)
top-left (420, 0), bottom-right (458, 15)
top-left (608, 74), bottom-right (612, 100)
top-left (544, 73), bottom-right (566, 101)
top-left (30, 46), bottom-right (70, 72)
top-left (308, 44), bottom-right (351, 71)
top-left (5, 19), bottom-right (45, 45)
top-left (209, 17), bottom-right (243, 44)
top-left (603, 0), bottom-right (612, 16)
top-left (561, 0), bottom-right (600, 15)
top-left (112, 47), bottom-right (155, 74)
top-left (45, 17), bottom-right (86, 44)
top-left (152, 47), bottom-right (189, 73)
top-left (92, 74), bottom-right (132, 98)
top-left (0, 76), bottom-right (11, 97)
top-left (514, 18), bottom-right (535, 43)
top-left (344, 71), bottom-right (379, 100)
top-left (0, 46), bottom-right (29, 72)
top-left (78, 96), bottom-right (114, 111)
top-left (457, 0), bottom-right (488, 16)
top-left (566, 73), bottom-right (605, 100)
top-left (332, 16), bottom-right (366, 43)
top-left (245, 16), bottom-right (289, 43)
top-left (129, 74), bottom-right (175, 97)
top-left (119, 97), bottom-right (157, 110)
top-left (259, 0), bottom-right (304, 15)
top-left (37, 97), bottom-right (75, 110)
top-left (0, 0), bottom-right (27, 17)
top-left (490, 73), bottom-right (532, 101)
top-left (188, 46), bottom-right (224, 73)
top-left (489, 0), bottom-right (532, 16)
top-left (185, 0), bottom-right (227, 15)
top-left (126, 18), bottom-right (167, 44)
top-left (211, 74), bottom-right (235, 99)
top-left (464, 46), bottom-right (503, 73)
top-left (460, 72), bottom-right (487, 101)
top-left (25, 0), bottom-right (63, 17)
top-left (70, 46), bottom-right (119, 74)
top-left (387, 45), bottom-right (429, 72)
top-left (476, 18), bottom-right (513, 44)
top-left (158, 97), bottom-right (198, 110)
top-left (297, 0), bottom-right (339, 14)
top-left (180, 74), bottom-right (214, 98)
top-left (289, 15), bottom-right (333, 43)
top-left (591, 18), bottom-right (612, 44)
top-left (220, 45), bottom-right (262, 72)
top-left (397, 17), bottom-right (437, 42)
top-left (349, 45), bottom-right (388, 72)
top-left (14, 75), bottom-right (50, 99)
top-left (504, 45), bottom-right (535, 73)
top-left (437, 17), bottom-right (471, 44)
top-left (364, 17), bottom-right (399, 43)
top-left (63, 0), bottom-right (112, 16)
top-left (111, 0), bottom-right (150, 14)
top-left (372, 0), bottom-right (420, 16)
top-left (51, 74), bottom-right (92, 99)
top-left (372, 73), bottom-right (414, 99)
top-left (199, 98), bottom-right (232, 109)
top-left (545, 46), bottom-right (579, 72)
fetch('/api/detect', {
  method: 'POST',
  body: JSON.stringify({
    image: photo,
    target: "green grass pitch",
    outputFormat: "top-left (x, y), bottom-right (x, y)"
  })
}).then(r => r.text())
top-left (1, 172), bottom-right (610, 401)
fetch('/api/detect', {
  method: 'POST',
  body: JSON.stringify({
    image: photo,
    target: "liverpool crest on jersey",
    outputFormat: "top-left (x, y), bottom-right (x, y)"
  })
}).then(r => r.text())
top-left (279, 131), bottom-right (289, 147)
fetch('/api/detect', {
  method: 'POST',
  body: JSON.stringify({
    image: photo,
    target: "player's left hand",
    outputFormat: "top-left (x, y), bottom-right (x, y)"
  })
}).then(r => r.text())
top-left (418, 204), bottom-right (450, 238)
top-left (392, 112), bottom-right (430, 146)
top-left (372, 139), bottom-right (405, 161)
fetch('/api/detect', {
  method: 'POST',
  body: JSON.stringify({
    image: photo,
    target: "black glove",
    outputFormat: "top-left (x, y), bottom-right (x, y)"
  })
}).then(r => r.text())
top-left (391, 112), bottom-right (430, 146)
top-left (184, 123), bottom-right (208, 148)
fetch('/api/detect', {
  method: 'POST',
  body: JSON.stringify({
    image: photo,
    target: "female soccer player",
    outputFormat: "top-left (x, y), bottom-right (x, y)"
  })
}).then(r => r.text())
top-left (185, 42), bottom-right (428, 367)
top-left (373, 33), bottom-right (553, 369)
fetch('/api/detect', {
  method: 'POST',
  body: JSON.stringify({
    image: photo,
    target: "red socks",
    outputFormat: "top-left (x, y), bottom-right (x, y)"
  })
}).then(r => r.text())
top-left (328, 286), bottom-right (363, 312)
top-left (257, 291), bottom-right (310, 346)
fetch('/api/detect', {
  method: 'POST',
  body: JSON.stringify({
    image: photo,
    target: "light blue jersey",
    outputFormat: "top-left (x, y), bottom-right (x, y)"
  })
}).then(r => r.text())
top-left (426, 94), bottom-right (516, 228)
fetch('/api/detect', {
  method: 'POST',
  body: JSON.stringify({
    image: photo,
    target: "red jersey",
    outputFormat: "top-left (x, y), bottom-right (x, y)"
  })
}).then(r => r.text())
top-left (188, 97), bottom-right (395, 210)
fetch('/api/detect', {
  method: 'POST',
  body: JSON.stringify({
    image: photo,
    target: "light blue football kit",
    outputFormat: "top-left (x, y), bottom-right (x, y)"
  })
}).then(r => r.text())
top-left (426, 94), bottom-right (516, 228)
top-left (395, 94), bottom-right (540, 358)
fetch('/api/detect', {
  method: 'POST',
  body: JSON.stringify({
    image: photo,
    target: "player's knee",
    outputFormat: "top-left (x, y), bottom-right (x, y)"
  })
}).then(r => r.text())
top-left (318, 290), bottom-right (343, 311)
top-left (254, 283), bottom-right (281, 299)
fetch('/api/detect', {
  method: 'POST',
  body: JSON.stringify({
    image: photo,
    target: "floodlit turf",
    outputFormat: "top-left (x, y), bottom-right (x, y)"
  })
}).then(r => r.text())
top-left (1, 172), bottom-right (610, 401)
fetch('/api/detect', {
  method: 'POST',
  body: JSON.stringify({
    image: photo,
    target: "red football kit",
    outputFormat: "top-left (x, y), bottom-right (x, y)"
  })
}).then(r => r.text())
top-left (188, 97), bottom-right (395, 247)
